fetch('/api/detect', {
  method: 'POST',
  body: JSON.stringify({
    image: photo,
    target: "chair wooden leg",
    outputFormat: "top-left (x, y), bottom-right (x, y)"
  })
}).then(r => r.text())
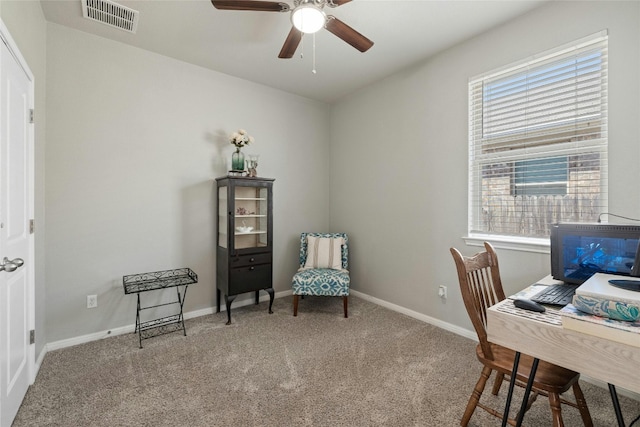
top-left (461, 366), bottom-right (492, 427)
top-left (343, 295), bottom-right (348, 318)
top-left (293, 295), bottom-right (299, 316)
top-left (548, 392), bottom-right (564, 427)
top-left (572, 383), bottom-right (593, 427)
top-left (491, 372), bottom-right (505, 395)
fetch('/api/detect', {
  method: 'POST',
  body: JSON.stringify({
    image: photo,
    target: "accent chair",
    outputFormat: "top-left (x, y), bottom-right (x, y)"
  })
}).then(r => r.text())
top-left (292, 232), bottom-right (350, 317)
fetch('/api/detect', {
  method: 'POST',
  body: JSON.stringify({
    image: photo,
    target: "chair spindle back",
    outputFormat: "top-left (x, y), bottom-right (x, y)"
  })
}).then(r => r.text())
top-left (450, 242), bottom-right (506, 360)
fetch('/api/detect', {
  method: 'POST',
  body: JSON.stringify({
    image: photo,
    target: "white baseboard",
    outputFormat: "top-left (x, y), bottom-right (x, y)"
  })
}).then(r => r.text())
top-left (33, 288), bottom-right (471, 385)
top-left (35, 289), bottom-right (639, 402)
top-left (44, 289), bottom-right (294, 353)
top-left (349, 289), bottom-right (478, 342)
top-left (348, 291), bottom-right (640, 400)
top-left (33, 343), bottom-right (47, 383)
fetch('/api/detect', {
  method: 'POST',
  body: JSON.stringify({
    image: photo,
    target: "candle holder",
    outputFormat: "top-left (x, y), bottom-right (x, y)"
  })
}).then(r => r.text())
top-left (246, 154), bottom-right (259, 177)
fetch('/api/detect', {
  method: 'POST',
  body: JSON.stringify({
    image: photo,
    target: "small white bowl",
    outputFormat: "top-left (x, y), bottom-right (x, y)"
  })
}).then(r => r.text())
top-left (236, 226), bottom-right (253, 233)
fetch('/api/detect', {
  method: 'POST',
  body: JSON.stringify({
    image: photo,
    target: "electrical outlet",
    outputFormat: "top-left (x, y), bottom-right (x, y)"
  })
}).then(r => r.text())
top-left (87, 295), bottom-right (98, 308)
top-left (438, 285), bottom-right (447, 299)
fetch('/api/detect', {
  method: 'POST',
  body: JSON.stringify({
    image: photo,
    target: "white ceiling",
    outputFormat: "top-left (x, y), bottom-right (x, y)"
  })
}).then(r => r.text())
top-left (39, 0), bottom-right (547, 103)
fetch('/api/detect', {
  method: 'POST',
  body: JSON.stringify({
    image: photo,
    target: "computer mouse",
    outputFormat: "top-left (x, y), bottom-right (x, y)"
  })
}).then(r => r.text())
top-left (513, 298), bottom-right (546, 313)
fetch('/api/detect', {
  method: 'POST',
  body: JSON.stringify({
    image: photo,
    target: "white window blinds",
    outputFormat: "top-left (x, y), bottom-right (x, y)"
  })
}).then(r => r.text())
top-left (468, 32), bottom-right (608, 238)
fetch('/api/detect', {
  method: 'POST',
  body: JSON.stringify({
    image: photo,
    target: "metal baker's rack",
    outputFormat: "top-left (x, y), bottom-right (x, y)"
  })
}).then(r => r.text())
top-left (123, 267), bottom-right (198, 348)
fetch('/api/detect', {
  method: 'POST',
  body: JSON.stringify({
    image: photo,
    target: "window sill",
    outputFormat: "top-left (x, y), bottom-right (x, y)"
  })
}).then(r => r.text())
top-left (463, 234), bottom-right (550, 254)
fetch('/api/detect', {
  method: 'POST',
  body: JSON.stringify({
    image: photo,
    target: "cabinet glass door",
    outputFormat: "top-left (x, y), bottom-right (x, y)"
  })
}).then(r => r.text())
top-left (233, 186), bottom-right (268, 249)
top-left (218, 186), bottom-right (228, 248)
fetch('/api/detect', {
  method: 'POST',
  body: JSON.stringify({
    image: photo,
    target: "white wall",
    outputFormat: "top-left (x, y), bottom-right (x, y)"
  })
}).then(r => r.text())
top-left (45, 23), bottom-right (330, 342)
top-left (329, 1), bottom-right (640, 331)
top-left (0, 0), bottom-right (48, 359)
top-left (7, 0), bottom-right (640, 347)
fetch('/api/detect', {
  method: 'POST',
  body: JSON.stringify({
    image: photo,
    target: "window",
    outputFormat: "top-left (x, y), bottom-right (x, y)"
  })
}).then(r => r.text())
top-left (468, 32), bottom-right (608, 239)
top-left (513, 156), bottom-right (568, 196)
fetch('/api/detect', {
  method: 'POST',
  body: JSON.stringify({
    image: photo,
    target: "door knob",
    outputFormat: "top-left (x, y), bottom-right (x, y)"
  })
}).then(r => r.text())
top-left (0, 257), bottom-right (24, 273)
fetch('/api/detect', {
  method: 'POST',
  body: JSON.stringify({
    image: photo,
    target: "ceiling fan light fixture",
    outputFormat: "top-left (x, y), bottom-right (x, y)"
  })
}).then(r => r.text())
top-left (291, 3), bottom-right (326, 34)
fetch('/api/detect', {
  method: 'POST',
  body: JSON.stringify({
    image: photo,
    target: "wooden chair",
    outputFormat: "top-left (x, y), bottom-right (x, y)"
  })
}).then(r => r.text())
top-left (450, 242), bottom-right (593, 427)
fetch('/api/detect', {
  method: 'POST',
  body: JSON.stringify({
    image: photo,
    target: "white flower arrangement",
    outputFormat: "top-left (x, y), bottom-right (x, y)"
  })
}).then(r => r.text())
top-left (229, 129), bottom-right (254, 149)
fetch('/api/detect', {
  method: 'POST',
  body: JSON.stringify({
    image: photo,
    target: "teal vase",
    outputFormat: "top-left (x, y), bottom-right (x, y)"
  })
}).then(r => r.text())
top-left (232, 149), bottom-right (245, 171)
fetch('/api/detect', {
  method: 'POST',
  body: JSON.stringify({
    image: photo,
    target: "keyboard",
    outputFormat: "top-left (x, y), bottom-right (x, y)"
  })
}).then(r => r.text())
top-left (530, 283), bottom-right (580, 306)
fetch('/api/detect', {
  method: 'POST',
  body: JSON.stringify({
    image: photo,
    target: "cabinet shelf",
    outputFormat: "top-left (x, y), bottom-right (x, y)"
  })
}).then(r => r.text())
top-left (235, 197), bottom-right (267, 201)
top-left (235, 214), bottom-right (266, 218)
top-left (234, 230), bottom-right (267, 236)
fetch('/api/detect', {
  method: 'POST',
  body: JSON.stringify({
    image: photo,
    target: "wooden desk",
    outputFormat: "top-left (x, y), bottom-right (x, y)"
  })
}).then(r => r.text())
top-left (487, 299), bottom-right (640, 394)
top-left (487, 298), bottom-right (640, 426)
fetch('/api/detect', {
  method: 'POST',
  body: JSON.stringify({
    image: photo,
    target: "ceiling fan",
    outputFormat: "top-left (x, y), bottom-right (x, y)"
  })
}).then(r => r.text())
top-left (210, 0), bottom-right (374, 59)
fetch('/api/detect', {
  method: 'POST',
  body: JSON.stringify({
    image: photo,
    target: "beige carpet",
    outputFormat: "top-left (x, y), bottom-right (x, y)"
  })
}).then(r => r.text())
top-left (14, 296), bottom-right (640, 426)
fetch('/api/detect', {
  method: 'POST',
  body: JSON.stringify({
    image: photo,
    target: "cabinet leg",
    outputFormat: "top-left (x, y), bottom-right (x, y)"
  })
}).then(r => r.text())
top-left (255, 290), bottom-right (259, 305)
top-left (266, 288), bottom-right (274, 314)
top-left (224, 294), bottom-right (236, 325)
top-left (216, 289), bottom-right (220, 313)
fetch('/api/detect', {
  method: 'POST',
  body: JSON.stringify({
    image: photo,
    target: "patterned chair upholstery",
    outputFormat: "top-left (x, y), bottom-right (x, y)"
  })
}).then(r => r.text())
top-left (292, 232), bottom-right (350, 318)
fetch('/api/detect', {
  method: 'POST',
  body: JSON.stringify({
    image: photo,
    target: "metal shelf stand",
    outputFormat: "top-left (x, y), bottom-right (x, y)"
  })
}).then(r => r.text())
top-left (123, 267), bottom-right (198, 348)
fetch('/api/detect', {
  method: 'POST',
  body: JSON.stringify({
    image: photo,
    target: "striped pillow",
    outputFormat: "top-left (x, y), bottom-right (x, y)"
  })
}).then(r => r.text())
top-left (303, 236), bottom-right (343, 270)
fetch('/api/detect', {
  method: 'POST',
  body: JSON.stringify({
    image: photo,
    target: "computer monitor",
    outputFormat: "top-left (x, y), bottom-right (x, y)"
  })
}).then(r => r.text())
top-left (550, 222), bottom-right (640, 285)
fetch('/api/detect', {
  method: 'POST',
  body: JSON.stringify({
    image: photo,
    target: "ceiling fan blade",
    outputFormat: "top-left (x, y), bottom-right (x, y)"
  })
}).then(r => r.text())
top-left (278, 27), bottom-right (303, 58)
top-left (327, 0), bottom-right (352, 6)
top-left (211, 0), bottom-right (290, 12)
top-left (325, 16), bottom-right (374, 53)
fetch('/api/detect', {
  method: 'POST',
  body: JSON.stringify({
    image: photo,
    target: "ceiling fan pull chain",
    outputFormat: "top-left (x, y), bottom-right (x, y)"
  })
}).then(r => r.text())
top-left (312, 32), bottom-right (317, 74)
top-left (300, 34), bottom-right (304, 59)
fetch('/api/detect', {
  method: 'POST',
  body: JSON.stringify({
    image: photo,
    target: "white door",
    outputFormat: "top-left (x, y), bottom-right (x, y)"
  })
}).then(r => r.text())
top-left (0, 24), bottom-right (35, 427)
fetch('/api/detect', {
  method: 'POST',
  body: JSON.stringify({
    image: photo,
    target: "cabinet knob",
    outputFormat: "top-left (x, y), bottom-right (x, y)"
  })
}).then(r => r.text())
top-left (250, 258), bottom-right (255, 262)
top-left (249, 266), bottom-right (255, 271)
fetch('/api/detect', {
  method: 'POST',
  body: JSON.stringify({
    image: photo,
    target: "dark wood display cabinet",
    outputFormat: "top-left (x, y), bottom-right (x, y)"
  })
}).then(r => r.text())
top-left (216, 176), bottom-right (274, 324)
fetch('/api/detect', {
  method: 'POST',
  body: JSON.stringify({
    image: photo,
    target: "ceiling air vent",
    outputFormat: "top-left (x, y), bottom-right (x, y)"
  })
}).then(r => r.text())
top-left (81, 0), bottom-right (139, 33)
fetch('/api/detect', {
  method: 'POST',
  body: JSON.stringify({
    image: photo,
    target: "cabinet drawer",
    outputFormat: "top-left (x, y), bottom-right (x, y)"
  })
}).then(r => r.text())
top-left (229, 263), bottom-right (272, 295)
top-left (230, 253), bottom-right (271, 267)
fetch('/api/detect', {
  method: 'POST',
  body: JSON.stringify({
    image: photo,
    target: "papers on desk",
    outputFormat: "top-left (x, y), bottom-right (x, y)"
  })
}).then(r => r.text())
top-left (503, 284), bottom-right (563, 326)
top-left (509, 284), bottom-right (548, 301)
top-left (495, 299), bottom-right (562, 326)
top-left (559, 304), bottom-right (640, 348)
